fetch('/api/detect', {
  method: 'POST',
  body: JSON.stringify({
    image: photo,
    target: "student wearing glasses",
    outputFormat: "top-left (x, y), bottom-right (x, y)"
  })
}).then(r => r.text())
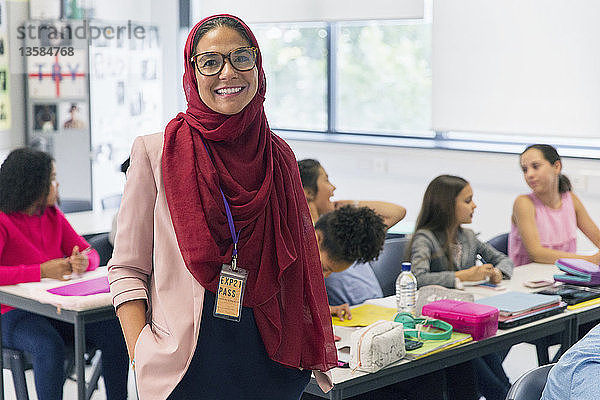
top-left (109, 15), bottom-right (336, 400)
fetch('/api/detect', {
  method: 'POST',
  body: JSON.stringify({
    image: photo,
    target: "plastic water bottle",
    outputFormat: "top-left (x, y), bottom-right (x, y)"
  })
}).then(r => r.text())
top-left (396, 262), bottom-right (417, 315)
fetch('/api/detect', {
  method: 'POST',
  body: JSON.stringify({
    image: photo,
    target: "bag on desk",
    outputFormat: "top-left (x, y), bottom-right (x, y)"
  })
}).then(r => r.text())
top-left (349, 320), bottom-right (405, 373)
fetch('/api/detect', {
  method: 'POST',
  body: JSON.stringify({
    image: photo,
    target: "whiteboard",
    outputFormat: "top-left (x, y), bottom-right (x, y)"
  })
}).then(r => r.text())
top-left (433, 0), bottom-right (600, 138)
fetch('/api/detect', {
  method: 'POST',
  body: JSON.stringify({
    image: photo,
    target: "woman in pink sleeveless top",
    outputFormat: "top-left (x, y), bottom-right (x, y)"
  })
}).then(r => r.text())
top-left (509, 144), bottom-right (600, 266)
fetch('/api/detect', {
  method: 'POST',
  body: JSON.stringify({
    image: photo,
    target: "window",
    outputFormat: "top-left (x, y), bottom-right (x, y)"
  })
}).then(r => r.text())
top-left (335, 20), bottom-right (432, 136)
top-left (252, 23), bottom-right (328, 131)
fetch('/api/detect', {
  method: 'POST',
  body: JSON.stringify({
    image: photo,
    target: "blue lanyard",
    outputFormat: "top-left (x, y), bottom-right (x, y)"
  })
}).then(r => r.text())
top-left (198, 137), bottom-right (241, 268)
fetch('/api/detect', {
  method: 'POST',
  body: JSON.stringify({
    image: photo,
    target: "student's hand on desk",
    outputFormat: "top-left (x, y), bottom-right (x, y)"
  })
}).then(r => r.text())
top-left (68, 245), bottom-right (90, 275)
top-left (489, 267), bottom-right (503, 284)
top-left (329, 304), bottom-right (352, 321)
top-left (41, 258), bottom-right (72, 280)
top-left (588, 251), bottom-right (600, 265)
top-left (456, 264), bottom-right (496, 282)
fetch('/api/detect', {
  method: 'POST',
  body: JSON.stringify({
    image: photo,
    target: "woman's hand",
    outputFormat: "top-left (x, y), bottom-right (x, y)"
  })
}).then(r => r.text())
top-left (68, 245), bottom-right (90, 275)
top-left (116, 300), bottom-right (148, 360)
top-left (40, 258), bottom-right (72, 280)
top-left (329, 304), bottom-right (352, 321)
top-left (455, 264), bottom-right (496, 282)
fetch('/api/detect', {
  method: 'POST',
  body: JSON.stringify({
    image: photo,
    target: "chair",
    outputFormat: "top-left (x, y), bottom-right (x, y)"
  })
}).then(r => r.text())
top-left (505, 363), bottom-right (555, 400)
top-left (87, 232), bottom-right (114, 266)
top-left (101, 194), bottom-right (122, 210)
top-left (488, 232), bottom-right (509, 255)
top-left (3, 346), bottom-right (102, 400)
top-left (59, 199), bottom-right (92, 213)
top-left (369, 237), bottom-right (410, 297)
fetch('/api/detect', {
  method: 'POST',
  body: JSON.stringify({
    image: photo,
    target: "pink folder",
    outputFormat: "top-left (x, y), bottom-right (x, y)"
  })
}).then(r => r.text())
top-left (47, 276), bottom-right (110, 296)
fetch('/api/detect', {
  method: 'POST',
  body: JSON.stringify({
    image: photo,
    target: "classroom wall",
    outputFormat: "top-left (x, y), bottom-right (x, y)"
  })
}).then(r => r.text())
top-left (288, 139), bottom-right (600, 253)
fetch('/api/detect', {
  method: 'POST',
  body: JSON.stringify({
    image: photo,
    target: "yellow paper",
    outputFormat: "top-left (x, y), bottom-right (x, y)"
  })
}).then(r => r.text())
top-left (332, 304), bottom-right (397, 327)
top-left (567, 297), bottom-right (600, 311)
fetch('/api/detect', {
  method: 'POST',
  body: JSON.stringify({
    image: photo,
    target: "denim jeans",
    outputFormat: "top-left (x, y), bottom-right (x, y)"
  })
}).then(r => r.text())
top-left (2, 309), bottom-right (129, 400)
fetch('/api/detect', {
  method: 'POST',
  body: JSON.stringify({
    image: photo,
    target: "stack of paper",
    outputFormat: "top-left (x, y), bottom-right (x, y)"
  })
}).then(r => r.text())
top-left (476, 291), bottom-right (565, 328)
top-left (404, 331), bottom-right (472, 360)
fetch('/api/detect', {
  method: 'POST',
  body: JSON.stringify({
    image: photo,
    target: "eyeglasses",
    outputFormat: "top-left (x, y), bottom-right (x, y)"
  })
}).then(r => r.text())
top-left (190, 46), bottom-right (257, 76)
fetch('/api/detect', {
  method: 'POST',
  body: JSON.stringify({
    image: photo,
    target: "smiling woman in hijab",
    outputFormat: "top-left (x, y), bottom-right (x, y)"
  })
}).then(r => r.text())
top-left (108, 14), bottom-right (337, 400)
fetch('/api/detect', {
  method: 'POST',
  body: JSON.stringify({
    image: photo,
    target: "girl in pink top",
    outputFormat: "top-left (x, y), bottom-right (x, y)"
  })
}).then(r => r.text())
top-left (509, 144), bottom-right (600, 266)
top-left (0, 149), bottom-right (128, 400)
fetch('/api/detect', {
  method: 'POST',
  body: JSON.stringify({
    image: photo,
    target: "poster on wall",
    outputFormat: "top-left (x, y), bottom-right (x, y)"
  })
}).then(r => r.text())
top-left (33, 103), bottom-right (58, 132)
top-left (0, 0), bottom-right (10, 131)
top-left (27, 51), bottom-right (87, 98)
top-left (60, 101), bottom-right (86, 130)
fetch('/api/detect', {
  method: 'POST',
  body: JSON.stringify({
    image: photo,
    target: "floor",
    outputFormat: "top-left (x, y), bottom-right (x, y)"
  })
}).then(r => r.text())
top-left (0, 342), bottom-right (557, 399)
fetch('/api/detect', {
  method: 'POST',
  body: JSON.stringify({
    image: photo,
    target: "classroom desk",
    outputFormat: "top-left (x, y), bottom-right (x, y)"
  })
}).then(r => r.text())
top-left (65, 210), bottom-right (116, 236)
top-left (0, 269), bottom-right (115, 400)
top-left (305, 263), bottom-right (598, 400)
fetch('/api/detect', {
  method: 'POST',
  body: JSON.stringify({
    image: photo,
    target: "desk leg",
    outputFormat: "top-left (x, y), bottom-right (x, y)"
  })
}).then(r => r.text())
top-left (0, 311), bottom-right (4, 400)
top-left (74, 315), bottom-right (86, 400)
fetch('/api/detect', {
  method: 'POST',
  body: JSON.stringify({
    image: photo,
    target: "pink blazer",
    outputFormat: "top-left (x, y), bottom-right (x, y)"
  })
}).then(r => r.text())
top-left (108, 133), bottom-right (332, 399)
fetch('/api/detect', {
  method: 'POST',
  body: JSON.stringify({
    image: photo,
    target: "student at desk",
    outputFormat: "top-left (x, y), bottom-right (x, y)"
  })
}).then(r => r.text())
top-left (509, 144), bottom-right (600, 266)
top-left (298, 159), bottom-right (405, 307)
top-left (0, 148), bottom-right (128, 400)
top-left (410, 174), bottom-right (513, 400)
top-left (314, 205), bottom-right (387, 319)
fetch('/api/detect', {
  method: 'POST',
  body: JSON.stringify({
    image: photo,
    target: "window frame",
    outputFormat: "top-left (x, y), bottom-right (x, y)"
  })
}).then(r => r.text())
top-left (256, 18), bottom-right (600, 160)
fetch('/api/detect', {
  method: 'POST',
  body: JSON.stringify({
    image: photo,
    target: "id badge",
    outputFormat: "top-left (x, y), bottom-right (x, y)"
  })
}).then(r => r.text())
top-left (213, 263), bottom-right (247, 322)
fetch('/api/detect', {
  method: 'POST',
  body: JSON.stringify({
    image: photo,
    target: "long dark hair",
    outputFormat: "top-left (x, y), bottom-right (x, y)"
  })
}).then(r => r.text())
top-left (297, 159), bottom-right (321, 198)
top-left (410, 175), bottom-right (469, 268)
top-left (0, 148), bottom-right (54, 213)
top-left (521, 144), bottom-right (571, 193)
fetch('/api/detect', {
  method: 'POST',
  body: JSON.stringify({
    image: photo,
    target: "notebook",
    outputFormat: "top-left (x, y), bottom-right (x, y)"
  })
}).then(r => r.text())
top-left (497, 302), bottom-right (567, 329)
top-left (47, 276), bottom-right (110, 296)
top-left (537, 284), bottom-right (600, 306)
top-left (475, 291), bottom-right (561, 316)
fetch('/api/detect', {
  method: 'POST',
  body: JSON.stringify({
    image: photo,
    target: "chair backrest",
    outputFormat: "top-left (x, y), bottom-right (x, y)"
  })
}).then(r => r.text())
top-left (59, 199), bottom-right (92, 213)
top-left (488, 232), bottom-right (509, 255)
top-left (87, 232), bottom-right (114, 266)
top-left (505, 363), bottom-right (555, 400)
top-left (369, 237), bottom-right (410, 297)
top-left (101, 194), bottom-right (122, 210)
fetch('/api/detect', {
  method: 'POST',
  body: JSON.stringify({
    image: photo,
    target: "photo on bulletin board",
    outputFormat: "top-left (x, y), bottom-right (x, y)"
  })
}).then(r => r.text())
top-left (141, 59), bottom-right (157, 80)
top-left (0, 68), bottom-right (6, 93)
top-left (116, 81), bottom-right (125, 105)
top-left (60, 101), bottom-right (87, 130)
top-left (129, 91), bottom-right (143, 116)
top-left (39, 21), bottom-right (73, 47)
top-left (0, 94), bottom-right (10, 131)
top-left (33, 104), bottom-right (58, 132)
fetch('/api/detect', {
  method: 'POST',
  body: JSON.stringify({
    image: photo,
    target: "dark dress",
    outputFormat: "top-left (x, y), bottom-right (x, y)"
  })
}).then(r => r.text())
top-left (167, 290), bottom-right (311, 400)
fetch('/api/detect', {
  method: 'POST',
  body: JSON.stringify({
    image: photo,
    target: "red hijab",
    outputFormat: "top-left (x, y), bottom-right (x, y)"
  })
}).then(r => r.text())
top-left (162, 14), bottom-right (337, 371)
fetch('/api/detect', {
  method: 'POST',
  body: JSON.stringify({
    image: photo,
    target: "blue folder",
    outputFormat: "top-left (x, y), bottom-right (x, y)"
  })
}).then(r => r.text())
top-left (476, 291), bottom-right (561, 316)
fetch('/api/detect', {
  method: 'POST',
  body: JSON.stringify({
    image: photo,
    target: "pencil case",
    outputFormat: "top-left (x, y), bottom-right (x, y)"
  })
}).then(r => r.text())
top-left (421, 299), bottom-right (498, 341)
top-left (349, 320), bottom-right (406, 373)
top-left (554, 258), bottom-right (600, 286)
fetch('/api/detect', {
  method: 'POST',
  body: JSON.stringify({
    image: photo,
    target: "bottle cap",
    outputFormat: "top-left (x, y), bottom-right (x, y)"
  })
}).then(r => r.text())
top-left (401, 262), bottom-right (411, 272)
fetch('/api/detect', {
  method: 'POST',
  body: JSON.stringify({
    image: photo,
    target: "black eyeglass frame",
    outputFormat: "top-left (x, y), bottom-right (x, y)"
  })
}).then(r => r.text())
top-left (190, 46), bottom-right (258, 76)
